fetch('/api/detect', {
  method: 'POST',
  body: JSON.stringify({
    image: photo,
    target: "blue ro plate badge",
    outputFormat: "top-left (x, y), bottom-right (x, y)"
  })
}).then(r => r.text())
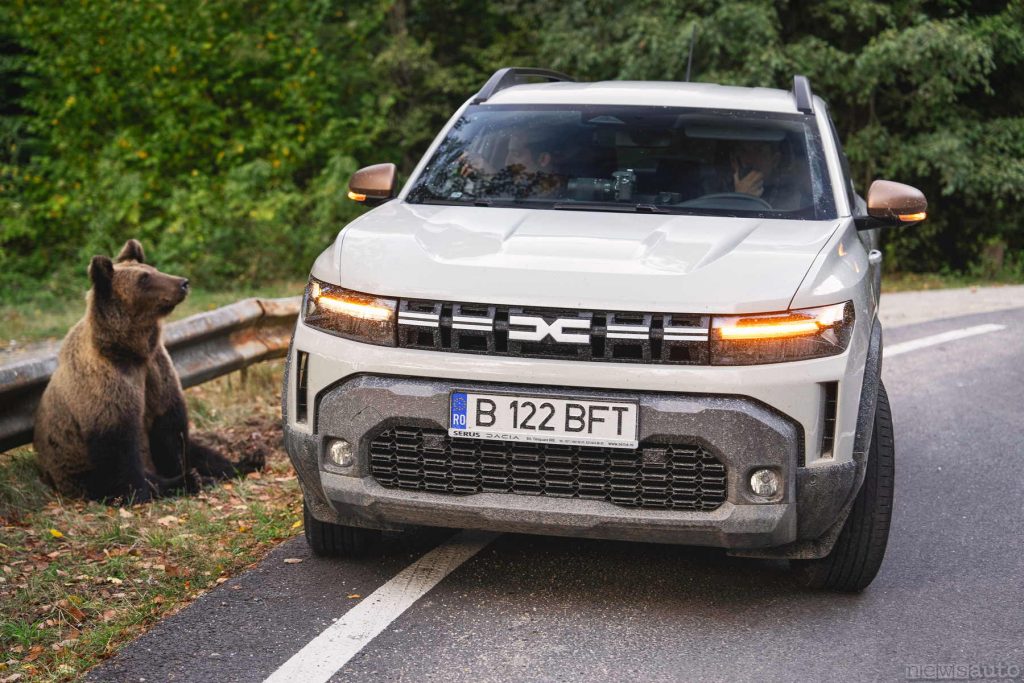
top-left (449, 391), bottom-right (639, 449)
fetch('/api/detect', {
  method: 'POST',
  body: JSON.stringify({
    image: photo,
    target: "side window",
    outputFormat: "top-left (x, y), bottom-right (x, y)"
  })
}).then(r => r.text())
top-left (825, 114), bottom-right (860, 215)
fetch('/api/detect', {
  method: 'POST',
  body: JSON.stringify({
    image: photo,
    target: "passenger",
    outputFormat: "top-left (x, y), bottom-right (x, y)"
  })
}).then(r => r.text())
top-left (459, 130), bottom-right (566, 199)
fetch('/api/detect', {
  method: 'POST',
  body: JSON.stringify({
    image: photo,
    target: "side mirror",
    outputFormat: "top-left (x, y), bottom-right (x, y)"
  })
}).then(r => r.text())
top-left (855, 180), bottom-right (927, 231)
top-left (348, 163), bottom-right (397, 207)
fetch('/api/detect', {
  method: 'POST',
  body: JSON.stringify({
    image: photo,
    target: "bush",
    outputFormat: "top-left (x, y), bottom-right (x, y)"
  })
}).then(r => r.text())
top-left (0, 1), bottom-right (388, 299)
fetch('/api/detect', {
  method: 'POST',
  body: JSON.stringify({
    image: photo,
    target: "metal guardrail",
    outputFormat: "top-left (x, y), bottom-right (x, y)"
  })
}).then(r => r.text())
top-left (0, 296), bottom-right (301, 452)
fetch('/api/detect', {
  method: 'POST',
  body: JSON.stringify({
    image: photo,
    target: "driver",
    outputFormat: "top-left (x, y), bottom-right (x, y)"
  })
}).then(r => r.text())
top-left (729, 139), bottom-right (805, 210)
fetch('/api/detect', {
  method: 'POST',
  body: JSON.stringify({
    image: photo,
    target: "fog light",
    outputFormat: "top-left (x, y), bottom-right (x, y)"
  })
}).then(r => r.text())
top-left (750, 469), bottom-right (780, 497)
top-left (328, 439), bottom-right (354, 468)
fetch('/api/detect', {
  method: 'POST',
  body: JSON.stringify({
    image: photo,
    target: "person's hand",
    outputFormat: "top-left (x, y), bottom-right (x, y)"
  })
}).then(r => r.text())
top-left (733, 168), bottom-right (765, 197)
top-left (731, 157), bottom-right (765, 197)
top-left (458, 152), bottom-right (491, 178)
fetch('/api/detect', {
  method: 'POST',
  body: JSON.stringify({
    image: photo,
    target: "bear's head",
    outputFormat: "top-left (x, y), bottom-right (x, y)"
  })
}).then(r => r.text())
top-left (88, 239), bottom-right (190, 326)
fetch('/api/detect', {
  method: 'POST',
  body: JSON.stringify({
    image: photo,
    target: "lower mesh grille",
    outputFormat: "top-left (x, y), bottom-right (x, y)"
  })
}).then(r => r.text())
top-left (369, 427), bottom-right (727, 511)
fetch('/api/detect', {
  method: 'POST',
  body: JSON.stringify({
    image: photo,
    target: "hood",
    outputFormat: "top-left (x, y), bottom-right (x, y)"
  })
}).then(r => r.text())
top-left (320, 202), bottom-right (840, 314)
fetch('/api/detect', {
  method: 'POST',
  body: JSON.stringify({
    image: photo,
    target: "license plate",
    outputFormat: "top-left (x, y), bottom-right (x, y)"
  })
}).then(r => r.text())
top-left (449, 391), bottom-right (639, 449)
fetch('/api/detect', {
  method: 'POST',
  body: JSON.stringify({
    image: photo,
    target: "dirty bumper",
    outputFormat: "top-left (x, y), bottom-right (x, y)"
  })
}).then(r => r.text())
top-left (285, 376), bottom-right (853, 550)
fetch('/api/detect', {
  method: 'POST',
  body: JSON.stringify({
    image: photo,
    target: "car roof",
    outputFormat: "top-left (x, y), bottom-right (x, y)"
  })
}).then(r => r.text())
top-left (483, 80), bottom-right (804, 114)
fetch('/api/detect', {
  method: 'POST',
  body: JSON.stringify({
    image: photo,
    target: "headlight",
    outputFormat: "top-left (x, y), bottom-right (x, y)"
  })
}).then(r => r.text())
top-left (710, 301), bottom-right (854, 365)
top-left (303, 277), bottom-right (396, 346)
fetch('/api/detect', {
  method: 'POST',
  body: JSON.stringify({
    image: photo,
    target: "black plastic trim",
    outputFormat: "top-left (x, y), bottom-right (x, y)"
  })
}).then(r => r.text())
top-left (854, 215), bottom-right (911, 231)
top-left (472, 67), bottom-right (575, 104)
top-left (368, 426), bottom-right (727, 512)
top-left (295, 350), bottom-right (309, 424)
top-left (852, 319), bottom-right (883, 458)
top-left (793, 75), bottom-right (814, 114)
top-left (821, 381), bottom-right (839, 457)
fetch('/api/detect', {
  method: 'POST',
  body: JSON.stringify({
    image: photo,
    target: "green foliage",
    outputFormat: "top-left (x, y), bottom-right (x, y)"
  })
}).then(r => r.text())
top-left (1, 0), bottom-right (1021, 300)
top-left (0, 0), bottom-right (388, 299)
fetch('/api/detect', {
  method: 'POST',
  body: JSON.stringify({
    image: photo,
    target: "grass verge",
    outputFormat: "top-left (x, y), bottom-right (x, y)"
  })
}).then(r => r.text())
top-left (0, 360), bottom-right (299, 682)
top-left (881, 271), bottom-right (1024, 293)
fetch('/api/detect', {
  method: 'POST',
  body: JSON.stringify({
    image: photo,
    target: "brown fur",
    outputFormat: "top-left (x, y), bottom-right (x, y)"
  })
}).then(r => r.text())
top-left (33, 239), bottom-right (264, 504)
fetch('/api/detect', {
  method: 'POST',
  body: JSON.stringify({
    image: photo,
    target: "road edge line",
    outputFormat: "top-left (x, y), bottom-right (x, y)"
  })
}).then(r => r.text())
top-left (885, 323), bottom-right (1006, 358)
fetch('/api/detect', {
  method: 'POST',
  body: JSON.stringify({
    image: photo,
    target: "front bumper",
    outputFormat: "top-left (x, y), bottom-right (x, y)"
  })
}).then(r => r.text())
top-left (286, 374), bottom-right (858, 550)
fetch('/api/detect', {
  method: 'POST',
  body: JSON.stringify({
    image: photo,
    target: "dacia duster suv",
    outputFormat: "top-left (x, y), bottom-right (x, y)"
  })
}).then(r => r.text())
top-left (283, 68), bottom-right (927, 591)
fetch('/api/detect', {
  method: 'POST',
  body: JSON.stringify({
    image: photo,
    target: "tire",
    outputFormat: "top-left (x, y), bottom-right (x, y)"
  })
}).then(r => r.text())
top-left (303, 501), bottom-right (381, 558)
top-left (796, 382), bottom-right (895, 592)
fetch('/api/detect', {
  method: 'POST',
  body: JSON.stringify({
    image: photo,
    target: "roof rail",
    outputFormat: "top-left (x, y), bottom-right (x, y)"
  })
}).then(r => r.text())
top-left (472, 67), bottom-right (575, 104)
top-left (792, 75), bottom-right (814, 114)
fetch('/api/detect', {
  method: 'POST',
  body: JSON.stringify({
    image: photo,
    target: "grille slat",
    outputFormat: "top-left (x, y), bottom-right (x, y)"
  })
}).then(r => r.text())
top-left (369, 427), bottom-right (727, 511)
top-left (398, 300), bottom-right (710, 365)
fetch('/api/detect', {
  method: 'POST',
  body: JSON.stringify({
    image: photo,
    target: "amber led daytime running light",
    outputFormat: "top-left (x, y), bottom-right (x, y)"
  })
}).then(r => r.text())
top-left (316, 293), bottom-right (393, 321)
top-left (717, 319), bottom-right (823, 340)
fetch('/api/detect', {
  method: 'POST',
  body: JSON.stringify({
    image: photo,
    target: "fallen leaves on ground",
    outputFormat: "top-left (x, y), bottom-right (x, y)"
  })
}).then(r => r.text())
top-left (0, 400), bottom-right (303, 682)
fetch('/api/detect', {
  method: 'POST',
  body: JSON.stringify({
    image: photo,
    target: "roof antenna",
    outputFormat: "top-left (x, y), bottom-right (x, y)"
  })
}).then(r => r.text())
top-left (685, 24), bottom-right (698, 82)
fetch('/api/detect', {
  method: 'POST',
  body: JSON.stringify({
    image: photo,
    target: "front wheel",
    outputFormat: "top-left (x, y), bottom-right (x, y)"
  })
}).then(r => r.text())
top-left (795, 382), bottom-right (895, 592)
top-left (303, 501), bottom-right (381, 558)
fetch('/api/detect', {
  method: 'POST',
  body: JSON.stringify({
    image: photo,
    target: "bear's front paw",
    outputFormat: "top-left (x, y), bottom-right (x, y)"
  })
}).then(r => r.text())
top-left (186, 468), bottom-right (217, 493)
top-left (236, 446), bottom-right (267, 475)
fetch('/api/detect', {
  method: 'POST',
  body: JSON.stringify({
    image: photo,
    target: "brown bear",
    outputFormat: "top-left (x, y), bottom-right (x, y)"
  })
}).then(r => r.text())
top-left (34, 239), bottom-right (263, 503)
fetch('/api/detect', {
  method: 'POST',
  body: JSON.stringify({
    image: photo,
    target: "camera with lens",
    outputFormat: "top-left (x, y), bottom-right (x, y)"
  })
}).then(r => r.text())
top-left (567, 169), bottom-right (636, 202)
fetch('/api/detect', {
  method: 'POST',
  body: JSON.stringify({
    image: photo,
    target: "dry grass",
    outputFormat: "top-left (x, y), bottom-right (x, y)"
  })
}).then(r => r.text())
top-left (0, 360), bottom-right (300, 682)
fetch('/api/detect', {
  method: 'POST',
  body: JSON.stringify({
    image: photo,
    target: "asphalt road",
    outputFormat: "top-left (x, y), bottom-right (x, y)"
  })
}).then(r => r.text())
top-left (87, 305), bottom-right (1024, 683)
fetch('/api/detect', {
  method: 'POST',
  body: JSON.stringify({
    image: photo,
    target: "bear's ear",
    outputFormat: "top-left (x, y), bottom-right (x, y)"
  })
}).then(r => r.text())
top-left (116, 239), bottom-right (145, 264)
top-left (89, 255), bottom-right (115, 298)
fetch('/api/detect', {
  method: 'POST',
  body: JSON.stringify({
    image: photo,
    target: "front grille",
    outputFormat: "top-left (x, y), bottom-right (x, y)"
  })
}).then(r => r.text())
top-left (369, 427), bottom-right (727, 511)
top-left (397, 299), bottom-right (711, 365)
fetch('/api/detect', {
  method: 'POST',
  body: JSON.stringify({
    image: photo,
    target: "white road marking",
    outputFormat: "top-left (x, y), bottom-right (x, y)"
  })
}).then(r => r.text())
top-left (264, 530), bottom-right (497, 683)
top-left (886, 323), bottom-right (1006, 357)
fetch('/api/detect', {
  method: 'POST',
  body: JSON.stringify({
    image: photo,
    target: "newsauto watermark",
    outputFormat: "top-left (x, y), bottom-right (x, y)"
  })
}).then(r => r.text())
top-left (905, 663), bottom-right (1022, 681)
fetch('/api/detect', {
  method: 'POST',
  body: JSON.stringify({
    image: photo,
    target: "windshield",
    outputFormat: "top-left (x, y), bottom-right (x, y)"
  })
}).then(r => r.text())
top-left (406, 104), bottom-right (837, 220)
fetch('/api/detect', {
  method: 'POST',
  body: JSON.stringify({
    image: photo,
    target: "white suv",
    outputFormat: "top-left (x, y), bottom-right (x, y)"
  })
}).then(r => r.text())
top-left (283, 68), bottom-right (927, 591)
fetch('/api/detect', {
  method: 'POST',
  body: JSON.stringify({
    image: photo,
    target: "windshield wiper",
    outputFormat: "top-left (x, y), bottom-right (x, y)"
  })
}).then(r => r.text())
top-left (415, 198), bottom-right (672, 213)
top-left (552, 202), bottom-right (670, 214)
top-left (411, 197), bottom-right (491, 207)
top-left (635, 203), bottom-right (670, 214)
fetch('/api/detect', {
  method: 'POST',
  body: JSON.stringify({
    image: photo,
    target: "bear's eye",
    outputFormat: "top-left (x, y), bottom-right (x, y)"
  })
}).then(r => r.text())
top-left (139, 273), bottom-right (150, 286)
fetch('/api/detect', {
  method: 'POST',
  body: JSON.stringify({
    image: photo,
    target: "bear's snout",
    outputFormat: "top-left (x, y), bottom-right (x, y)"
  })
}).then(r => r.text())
top-left (153, 275), bottom-right (190, 313)
top-left (172, 277), bottom-right (190, 303)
